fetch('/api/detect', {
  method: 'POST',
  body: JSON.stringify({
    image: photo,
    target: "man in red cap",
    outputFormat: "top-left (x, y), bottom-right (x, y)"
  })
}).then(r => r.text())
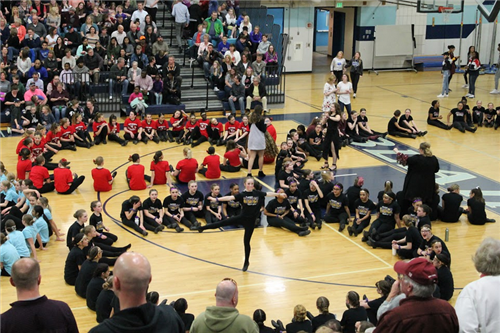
top-left (374, 258), bottom-right (458, 333)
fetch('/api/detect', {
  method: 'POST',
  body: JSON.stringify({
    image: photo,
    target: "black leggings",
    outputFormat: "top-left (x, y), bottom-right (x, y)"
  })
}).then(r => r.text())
top-left (389, 131), bottom-right (415, 138)
top-left (367, 219), bottom-right (395, 236)
top-left (352, 216), bottom-right (371, 235)
top-left (122, 217), bottom-right (157, 235)
top-left (165, 215), bottom-right (192, 228)
top-left (350, 72), bottom-right (360, 93)
top-left (323, 211), bottom-right (349, 226)
top-left (1, 205), bottom-right (25, 231)
top-left (94, 126), bottom-right (108, 145)
top-left (220, 163), bottom-right (241, 172)
top-left (124, 133), bottom-right (148, 143)
top-left (184, 210), bottom-right (204, 226)
top-left (58, 176), bottom-right (85, 194)
top-left (36, 182), bottom-right (55, 194)
top-left (200, 216), bottom-right (256, 266)
top-left (108, 133), bottom-right (126, 145)
top-left (372, 228), bottom-right (407, 248)
top-left (267, 216), bottom-right (308, 235)
top-left (427, 119), bottom-right (450, 130)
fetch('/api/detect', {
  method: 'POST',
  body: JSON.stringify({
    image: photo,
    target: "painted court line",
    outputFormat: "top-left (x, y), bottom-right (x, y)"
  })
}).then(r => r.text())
top-left (322, 223), bottom-right (393, 269)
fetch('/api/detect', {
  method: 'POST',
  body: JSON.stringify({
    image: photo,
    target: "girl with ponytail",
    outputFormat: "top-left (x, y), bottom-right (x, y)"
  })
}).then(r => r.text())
top-left (149, 151), bottom-right (172, 187)
top-left (126, 153), bottom-right (151, 190)
top-left (91, 156), bottom-right (117, 192)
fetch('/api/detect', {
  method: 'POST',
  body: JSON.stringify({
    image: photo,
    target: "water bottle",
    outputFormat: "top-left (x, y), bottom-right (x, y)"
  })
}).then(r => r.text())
top-left (135, 216), bottom-right (140, 225)
top-left (392, 246), bottom-right (397, 256)
top-left (445, 228), bottom-right (449, 242)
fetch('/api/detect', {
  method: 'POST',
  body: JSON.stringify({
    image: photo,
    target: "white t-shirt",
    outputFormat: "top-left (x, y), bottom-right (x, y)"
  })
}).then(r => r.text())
top-left (337, 81), bottom-right (352, 105)
top-left (331, 57), bottom-right (346, 71)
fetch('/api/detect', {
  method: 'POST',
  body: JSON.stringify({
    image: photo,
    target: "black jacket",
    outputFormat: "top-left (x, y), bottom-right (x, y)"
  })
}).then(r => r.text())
top-left (245, 82), bottom-right (267, 98)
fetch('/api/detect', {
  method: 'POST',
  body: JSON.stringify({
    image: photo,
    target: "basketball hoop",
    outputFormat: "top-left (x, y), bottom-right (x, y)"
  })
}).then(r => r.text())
top-left (439, 6), bottom-right (454, 23)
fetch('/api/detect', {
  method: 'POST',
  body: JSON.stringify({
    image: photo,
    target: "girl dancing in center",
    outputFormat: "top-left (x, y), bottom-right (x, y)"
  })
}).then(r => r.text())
top-left (198, 177), bottom-right (286, 272)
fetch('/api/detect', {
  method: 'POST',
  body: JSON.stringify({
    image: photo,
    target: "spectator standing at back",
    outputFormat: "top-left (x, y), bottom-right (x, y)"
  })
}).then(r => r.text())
top-left (205, 11), bottom-right (224, 45)
top-left (190, 278), bottom-right (259, 333)
top-left (1, 258), bottom-right (79, 333)
top-left (172, 0), bottom-right (190, 52)
top-left (132, 2), bottom-right (149, 27)
top-left (455, 237), bottom-right (500, 332)
top-left (90, 253), bottom-right (185, 332)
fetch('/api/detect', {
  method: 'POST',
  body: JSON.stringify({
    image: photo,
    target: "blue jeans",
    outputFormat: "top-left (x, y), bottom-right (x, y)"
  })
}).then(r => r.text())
top-left (228, 96), bottom-right (245, 114)
top-left (51, 106), bottom-right (65, 122)
top-left (339, 101), bottom-right (351, 114)
top-left (441, 70), bottom-right (450, 95)
top-left (109, 79), bottom-right (129, 96)
top-left (7, 47), bottom-right (19, 62)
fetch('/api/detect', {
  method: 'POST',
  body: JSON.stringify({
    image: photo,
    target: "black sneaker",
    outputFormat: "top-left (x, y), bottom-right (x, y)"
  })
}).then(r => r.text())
top-left (141, 230), bottom-right (148, 236)
top-left (242, 262), bottom-right (249, 272)
top-left (102, 139), bottom-right (107, 144)
top-left (298, 230), bottom-right (311, 236)
top-left (175, 225), bottom-right (185, 232)
top-left (347, 226), bottom-right (353, 236)
top-left (121, 140), bottom-right (129, 146)
top-left (133, 139), bottom-right (139, 144)
top-left (258, 171), bottom-right (266, 177)
top-left (339, 224), bottom-right (345, 232)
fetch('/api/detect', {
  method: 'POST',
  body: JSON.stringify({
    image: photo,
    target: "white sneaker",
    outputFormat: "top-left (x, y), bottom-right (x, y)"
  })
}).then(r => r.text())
top-left (213, 87), bottom-right (219, 92)
top-left (7, 127), bottom-right (12, 134)
top-left (462, 84), bottom-right (469, 88)
top-left (437, 94), bottom-right (445, 97)
top-left (109, 95), bottom-right (113, 100)
top-left (353, 93), bottom-right (356, 98)
top-left (469, 94), bottom-right (475, 98)
top-left (490, 89), bottom-right (499, 94)
top-left (444, 94), bottom-right (449, 97)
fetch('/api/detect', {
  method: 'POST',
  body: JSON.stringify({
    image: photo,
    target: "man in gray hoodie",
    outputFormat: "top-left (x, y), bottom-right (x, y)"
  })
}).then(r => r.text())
top-left (190, 278), bottom-right (258, 333)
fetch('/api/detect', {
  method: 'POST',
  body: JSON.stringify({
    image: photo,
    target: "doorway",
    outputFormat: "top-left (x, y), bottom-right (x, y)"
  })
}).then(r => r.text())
top-left (332, 11), bottom-right (345, 57)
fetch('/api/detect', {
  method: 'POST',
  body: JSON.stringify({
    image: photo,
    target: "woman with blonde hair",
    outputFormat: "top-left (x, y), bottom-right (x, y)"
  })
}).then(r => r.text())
top-left (173, 148), bottom-right (198, 184)
top-left (322, 75), bottom-right (337, 112)
top-left (95, 275), bottom-right (119, 323)
top-left (286, 304), bottom-right (312, 333)
top-left (394, 142), bottom-right (440, 215)
top-left (246, 105), bottom-right (267, 177)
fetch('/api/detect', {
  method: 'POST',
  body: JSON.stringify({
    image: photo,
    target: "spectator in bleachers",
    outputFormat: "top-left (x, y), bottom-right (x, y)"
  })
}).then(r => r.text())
top-left (138, 36), bottom-right (153, 57)
top-left (106, 37), bottom-right (121, 66)
top-left (163, 55), bottom-right (183, 85)
top-left (246, 76), bottom-right (267, 112)
top-left (99, 27), bottom-right (110, 49)
top-left (38, 41), bottom-right (50, 62)
top-left (12, 19), bottom-right (26, 43)
top-left (84, 48), bottom-right (103, 83)
top-left (60, 62), bottom-right (75, 94)
top-left (143, 25), bottom-right (157, 48)
top-left (75, 37), bottom-right (92, 58)
top-left (257, 34), bottom-right (271, 56)
top-left (217, 35), bottom-right (230, 54)
top-left (146, 57), bottom-right (159, 79)
top-left (109, 57), bottom-right (129, 99)
top-left (27, 15), bottom-right (47, 39)
top-left (202, 43), bottom-right (220, 80)
top-left (123, 37), bottom-right (135, 58)
top-left (111, 24), bottom-right (127, 45)
top-left (142, 15), bottom-right (158, 35)
top-left (210, 60), bottom-right (224, 92)
top-left (6, 29), bottom-right (21, 62)
top-left (47, 8), bottom-right (61, 33)
top-left (205, 11), bottom-right (224, 44)
top-left (63, 26), bottom-right (81, 53)
top-left (4, 84), bottom-right (27, 134)
top-left (189, 24), bottom-right (205, 61)
top-left (236, 53), bottom-right (252, 76)
top-left (136, 71), bottom-right (154, 102)
top-left (249, 26), bottom-right (262, 55)
top-left (62, 48), bottom-right (76, 70)
top-left (228, 75), bottom-right (245, 116)
top-left (163, 72), bottom-right (182, 105)
top-left (0, 71), bottom-right (11, 93)
top-left (155, 50), bottom-right (168, 67)
top-left (238, 15), bottom-right (252, 35)
top-left (225, 7), bottom-right (237, 37)
top-left (73, 60), bottom-right (91, 100)
top-left (86, 26), bottom-right (99, 48)
top-left (145, 0), bottom-right (159, 23)
top-left (252, 53), bottom-right (266, 79)
top-left (132, 2), bottom-right (149, 27)
top-left (127, 22), bottom-right (143, 47)
top-left (128, 61), bottom-right (142, 88)
top-left (26, 71), bottom-right (45, 92)
top-left (50, 82), bottom-right (70, 122)
top-left (24, 81), bottom-right (47, 106)
top-left (152, 34), bottom-right (169, 57)
top-left (196, 34), bottom-right (211, 64)
top-left (94, 42), bottom-right (107, 61)
top-left (235, 34), bottom-right (249, 54)
top-left (75, 2), bottom-right (87, 21)
top-left (90, 6), bottom-right (103, 26)
top-left (0, 47), bottom-right (10, 72)
top-left (131, 44), bottom-right (149, 69)
top-left (22, 28), bottom-right (42, 61)
top-left (225, 43), bottom-right (241, 66)
top-left (172, 0), bottom-right (190, 51)
top-left (53, 36), bottom-right (65, 61)
top-left (0, 18), bottom-right (9, 45)
top-left (265, 44), bottom-right (278, 76)
top-left (45, 27), bottom-right (59, 49)
top-left (44, 51), bottom-right (59, 82)
top-left (221, 54), bottom-right (232, 73)
top-left (80, 16), bottom-right (99, 37)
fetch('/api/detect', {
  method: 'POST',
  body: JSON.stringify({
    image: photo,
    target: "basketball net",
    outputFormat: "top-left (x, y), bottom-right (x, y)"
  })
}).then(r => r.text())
top-left (439, 6), bottom-right (454, 23)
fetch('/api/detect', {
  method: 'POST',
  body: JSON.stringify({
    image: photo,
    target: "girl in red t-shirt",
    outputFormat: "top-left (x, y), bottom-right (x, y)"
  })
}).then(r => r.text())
top-left (71, 113), bottom-right (94, 148)
top-left (235, 115), bottom-right (250, 146)
top-left (126, 153), bottom-right (150, 190)
top-left (123, 111), bottom-right (146, 144)
top-left (173, 148), bottom-right (198, 184)
top-left (169, 110), bottom-right (188, 143)
top-left (209, 118), bottom-right (224, 146)
top-left (30, 155), bottom-right (55, 193)
top-left (198, 146), bottom-right (221, 179)
top-left (220, 140), bottom-right (246, 172)
top-left (92, 113), bottom-right (110, 145)
top-left (155, 113), bottom-right (171, 142)
top-left (59, 118), bottom-right (80, 150)
top-left (182, 113), bottom-right (198, 145)
top-left (150, 151), bottom-right (172, 187)
top-left (54, 158), bottom-right (85, 194)
top-left (108, 114), bottom-right (128, 146)
top-left (142, 113), bottom-right (160, 144)
top-left (91, 156), bottom-right (117, 192)
top-left (17, 148), bottom-right (32, 180)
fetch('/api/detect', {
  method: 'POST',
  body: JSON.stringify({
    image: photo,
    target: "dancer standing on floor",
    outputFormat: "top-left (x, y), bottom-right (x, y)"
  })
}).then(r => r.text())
top-left (321, 102), bottom-right (341, 171)
top-left (198, 177), bottom-right (286, 272)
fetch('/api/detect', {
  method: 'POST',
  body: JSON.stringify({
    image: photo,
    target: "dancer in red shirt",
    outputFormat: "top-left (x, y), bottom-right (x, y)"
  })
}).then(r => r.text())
top-left (142, 114), bottom-right (160, 144)
top-left (91, 156), bottom-right (117, 192)
top-left (123, 111), bottom-right (146, 144)
top-left (220, 140), bottom-right (246, 172)
top-left (169, 110), bottom-right (188, 143)
top-left (108, 114), bottom-right (128, 146)
top-left (71, 113), bottom-right (94, 148)
top-left (92, 113), bottom-right (110, 145)
top-left (16, 148), bottom-right (32, 180)
top-left (30, 156), bottom-right (55, 193)
top-left (209, 118), bottom-right (224, 146)
top-left (191, 111), bottom-right (210, 148)
top-left (53, 158), bottom-right (85, 194)
top-left (218, 114), bottom-right (239, 146)
top-left (150, 151), bottom-right (172, 187)
top-left (155, 113), bottom-right (171, 142)
top-left (173, 148), bottom-right (198, 184)
top-left (198, 147), bottom-right (221, 179)
top-left (126, 153), bottom-right (150, 190)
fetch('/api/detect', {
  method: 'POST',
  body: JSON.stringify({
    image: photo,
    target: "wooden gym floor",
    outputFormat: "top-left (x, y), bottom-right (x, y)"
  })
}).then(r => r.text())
top-left (1, 54), bottom-right (499, 331)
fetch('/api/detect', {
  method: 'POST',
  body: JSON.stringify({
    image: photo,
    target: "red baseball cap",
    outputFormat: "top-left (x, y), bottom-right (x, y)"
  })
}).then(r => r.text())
top-left (394, 258), bottom-right (438, 285)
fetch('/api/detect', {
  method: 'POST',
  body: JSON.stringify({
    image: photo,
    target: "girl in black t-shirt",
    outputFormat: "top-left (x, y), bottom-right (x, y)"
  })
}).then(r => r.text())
top-left (438, 184), bottom-right (463, 222)
top-left (222, 183), bottom-right (242, 218)
top-left (363, 191), bottom-right (401, 241)
top-left (204, 184), bottom-right (224, 224)
top-left (64, 232), bottom-right (88, 285)
top-left (120, 195), bottom-right (148, 236)
top-left (398, 109), bottom-right (427, 136)
top-left (142, 189), bottom-right (167, 233)
top-left (484, 103), bottom-right (496, 127)
top-left (90, 201), bottom-right (118, 245)
top-left (277, 160), bottom-right (299, 190)
top-left (349, 188), bottom-right (376, 237)
top-left (447, 101), bottom-right (476, 133)
top-left (304, 180), bottom-right (324, 230)
top-left (162, 187), bottom-right (188, 232)
top-left (427, 100), bottom-right (452, 130)
top-left (285, 181), bottom-right (307, 227)
top-left (307, 123), bottom-right (324, 157)
top-left (472, 100), bottom-right (485, 126)
top-left (198, 177), bottom-right (287, 272)
top-left (324, 182), bottom-right (350, 231)
top-left (467, 187), bottom-right (496, 225)
top-left (181, 181), bottom-right (204, 228)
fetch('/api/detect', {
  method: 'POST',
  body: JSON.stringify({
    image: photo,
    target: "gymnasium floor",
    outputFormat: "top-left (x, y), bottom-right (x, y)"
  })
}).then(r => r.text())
top-left (1, 54), bottom-right (499, 331)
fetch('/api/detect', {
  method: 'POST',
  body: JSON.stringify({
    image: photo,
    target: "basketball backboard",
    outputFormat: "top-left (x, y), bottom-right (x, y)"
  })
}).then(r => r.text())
top-left (417, 0), bottom-right (464, 13)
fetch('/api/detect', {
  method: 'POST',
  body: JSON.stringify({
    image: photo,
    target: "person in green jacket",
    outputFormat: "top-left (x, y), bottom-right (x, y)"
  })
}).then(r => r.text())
top-left (205, 11), bottom-right (224, 45)
top-left (190, 278), bottom-right (259, 333)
